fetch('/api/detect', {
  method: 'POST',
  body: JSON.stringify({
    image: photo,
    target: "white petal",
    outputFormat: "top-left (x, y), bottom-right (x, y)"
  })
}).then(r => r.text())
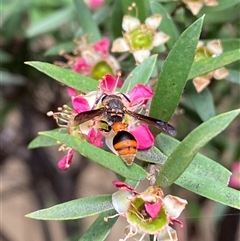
top-left (156, 226), bottom-right (178, 241)
top-left (111, 38), bottom-right (130, 52)
top-left (112, 190), bottom-right (134, 214)
top-left (207, 40), bottom-right (223, 56)
top-left (193, 76), bottom-right (211, 93)
top-left (184, 1), bottom-right (203, 15)
top-left (108, 55), bottom-right (121, 72)
top-left (145, 14), bottom-right (162, 29)
top-left (133, 49), bottom-right (150, 63)
top-left (153, 32), bottom-right (170, 46)
top-left (163, 195), bottom-right (188, 218)
top-left (122, 15), bottom-right (140, 32)
top-left (213, 67), bottom-right (229, 80)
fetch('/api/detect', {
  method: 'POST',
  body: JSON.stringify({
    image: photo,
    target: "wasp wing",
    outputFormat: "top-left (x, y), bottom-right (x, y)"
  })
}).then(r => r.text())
top-left (126, 110), bottom-right (177, 136)
top-left (74, 108), bottom-right (105, 124)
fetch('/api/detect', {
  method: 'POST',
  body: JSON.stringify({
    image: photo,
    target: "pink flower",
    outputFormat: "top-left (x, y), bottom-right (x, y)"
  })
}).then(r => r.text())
top-left (93, 38), bottom-right (110, 55)
top-left (73, 58), bottom-right (91, 74)
top-left (129, 124), bottom-right (154, 149)
top-left (58, 149), bottom-right (75, 170)
top-left (229, 162), bottom-right (240, 189)
top-left (99, 74), bottom-right (118, 94)
top-left (107, 181), bottom-right (187, 241)
top-left (72, 96), bottom-right (91, 113)
top-left (129, 84), bottom-right (153, 105)
top-left (84, 0), bottom-right (104, 9)
top-left (88, 128), bottom-right (104, 147)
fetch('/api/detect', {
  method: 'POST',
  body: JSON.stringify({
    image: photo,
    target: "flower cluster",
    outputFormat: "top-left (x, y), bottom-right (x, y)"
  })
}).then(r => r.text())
top-left (106, 181), bottom-right (187, 241)
top-left (111, 14), bottom-right (169, 63)
top-left (193, 40), bottom-right (228, 92)
top-left (182, 0), bottom-right (218, 15)
top-left (48, 74), bottom-right (155, 169)
top-left (55, 37), bottom-right (121, 95)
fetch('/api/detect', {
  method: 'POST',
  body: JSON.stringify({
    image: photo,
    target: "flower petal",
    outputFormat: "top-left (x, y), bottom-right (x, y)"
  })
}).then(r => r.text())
top-left (72, 96), bottom-right (91, 113)
top-left (183, 1), bottom-right (203, 15)
top-left (153, 32), bottom-right (170, 46)
top-left (85, 0), bottom-right (104, 9)
top-left (130, 124), bottom-right (154, 149)
top-left (207, 40), bottom-right (223, 56)
top-left (93, 37), bottom-right (110, 55)
top-left (229, 162), bottom-right (240, 189)
top-left (111, 38), bottom-right (130, 52)
top-left (67, 87), bottom-right (77, 97)
top-left (122, 15), bottom-right (140, 31)
top-left (73, 58), bottom-right (91, 73)
top-left (213, 67), bottom-right (229, 80)
top-left (112, 190), bottom-right (134, 214)
top-left (156, 226), bottom-right (178, 241)
top-left (145, 14), bottom-right (162, 29)
top-left (129, 84), bottom-right (153, 105)
top-left (193, 75), bottom-right (212, 93)
top-left (88, 127), bottom-right (104, 147)
top-left (163, 195), bottom-right (188, 219)
top-left (58, 149), bottom-right (75, 170)
top-left (145, 200), bottom-right (161, 219)
top-left (133, 49), bottom-right (150, 63)
top-left (100, 74), bottom-right (118, 94)
top-left (205, 0), bottom-right (218, 7)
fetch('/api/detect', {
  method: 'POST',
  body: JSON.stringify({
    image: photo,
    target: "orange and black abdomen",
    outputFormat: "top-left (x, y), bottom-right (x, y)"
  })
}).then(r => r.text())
top-left (113, 131), bottom-right (137, 165)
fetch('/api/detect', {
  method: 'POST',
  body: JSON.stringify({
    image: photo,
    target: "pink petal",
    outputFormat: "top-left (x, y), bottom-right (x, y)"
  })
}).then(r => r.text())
top-left (86, 0), bottom-right (104, 9)
top-left (93, 38), bottom-right (110, 55)
top-left (145, 200), bottom-right (161, 219)
top-left (229, 162), bottom-right (240, 189)
top-left (130, 124), bottom-right (154, 149)
top-left (58, 149), bottom-right (75, 170)
top-left (73, 58), bottom-right (91, 73)
top-left (99, 74), bottom-right (118, 93)
top-left (67, 87), bottom-right (77, 97)
top-left (88, 128), bottom-right (104, 147)
top-left (129, 84), bottom-right (153, 105)
top-left (72, 96), bottom-right (91, 113)
top-left (112, 181), bottom-right (139, 195)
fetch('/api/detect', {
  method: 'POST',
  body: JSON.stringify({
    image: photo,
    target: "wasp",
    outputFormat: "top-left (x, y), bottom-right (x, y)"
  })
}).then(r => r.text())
top-left (74, 94), bottom-right (176, 165)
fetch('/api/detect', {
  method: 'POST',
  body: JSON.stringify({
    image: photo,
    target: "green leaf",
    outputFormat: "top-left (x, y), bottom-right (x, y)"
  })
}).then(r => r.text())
top-left (157, 135), bottom-right (240, 209)
top-left (25, 7), bottom-right (73, 38)
top-left (44, 41), bottom-right (75, 56)
top-left (78, 210), bottom-right (117, 241)
top-left (39, 131), bottom-right (148, 181)
top-left (227, 69), bottom-right (240, 84)
top-left (26, 194), bottom-right (113, 220)
top-left (157, 134), bottom-right (231, 184)
top-left (111, 0), bottom-right (123, 38)
top-left (221, 39), bottom-right (240, 52)
top-left (25, 61), bottom-right (98, 92)
top-left (150, 16), bottom-right (204, 131)
top-left (121, 0), bottom-right (150, 22)
top-left (120, 55), bottom-right (158, 93)
top-left (188, 49), bottom-right (240, 80)
top-left (73, 0), bottom-right (101, 42)
top-left (136, 146), bottom-right (166, 165)
top-left (156, 109), bottom-right (240, 187)
top-left (185, 83), bottom-right (215, 122)
top-left (28, 129), bottom-right (65, 149)
top-left (150, 1), bottom-right (179, 48)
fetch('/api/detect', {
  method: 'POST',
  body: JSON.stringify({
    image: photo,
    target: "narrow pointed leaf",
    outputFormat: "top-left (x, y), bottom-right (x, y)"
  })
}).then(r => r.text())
top-left (150, 16), bottom-right (204, 129)
top-left (150, 1), bottom-right (179, 48)
top-left (25, 7), bottom-right (73, 38)
top-left (73, 0), bottom-right (101, 42)
top-left (185, 83), bottom-right (215, 121)
top-left (39, 131), bottom-right (148, 181)
top-left (26, 194), bottom-right (112, 220)
top-left (78, 210), bottom-right (117, 241)
top-left (157, 135), bottom-right (240, 209)
top-left (156, 109), bottom-right (240, 187)
top-left (120, 55), bottom-right (158, 93)
top-left (188, 49), bottom-right (240, 80)
top-left (25, 61), bottom-right (98, 92)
